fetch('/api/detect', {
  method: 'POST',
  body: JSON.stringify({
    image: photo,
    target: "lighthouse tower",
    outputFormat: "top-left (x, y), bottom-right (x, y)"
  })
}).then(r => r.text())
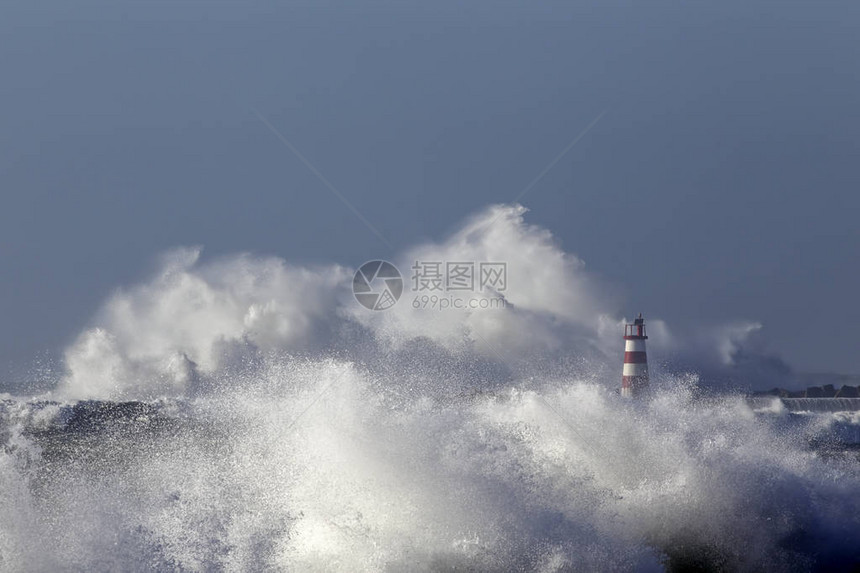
top-left (622, 313), bottom-right (649, 397)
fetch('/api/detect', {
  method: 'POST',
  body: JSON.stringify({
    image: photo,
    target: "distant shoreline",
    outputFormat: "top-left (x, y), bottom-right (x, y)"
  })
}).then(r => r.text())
top-left (752, 383), bottom-right (859, 399)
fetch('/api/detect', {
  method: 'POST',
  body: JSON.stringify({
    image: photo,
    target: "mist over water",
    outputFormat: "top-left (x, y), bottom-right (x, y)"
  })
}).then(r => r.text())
top-left (2, 205), bottom-right (858, 571)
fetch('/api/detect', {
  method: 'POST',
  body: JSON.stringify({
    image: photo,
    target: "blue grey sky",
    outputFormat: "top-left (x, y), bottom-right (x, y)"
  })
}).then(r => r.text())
top-left (1, 0), bottom-right (859, 385)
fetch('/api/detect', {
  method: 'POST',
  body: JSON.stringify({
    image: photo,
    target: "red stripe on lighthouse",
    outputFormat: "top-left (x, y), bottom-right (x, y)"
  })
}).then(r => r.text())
top-left (624, 351), bottom-right (648, 363)
top-left (622, 375), bottom-right (646, 387)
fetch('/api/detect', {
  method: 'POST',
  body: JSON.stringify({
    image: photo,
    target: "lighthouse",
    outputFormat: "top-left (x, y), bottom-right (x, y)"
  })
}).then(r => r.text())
top-left (622, 313), bottom-right (649, 397)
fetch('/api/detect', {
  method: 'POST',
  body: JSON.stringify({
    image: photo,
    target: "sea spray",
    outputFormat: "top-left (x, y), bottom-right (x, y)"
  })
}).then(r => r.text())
top-left (2, 360), bottom-right (859, 571)
top-left (2, 204), bottom-right (856, 571)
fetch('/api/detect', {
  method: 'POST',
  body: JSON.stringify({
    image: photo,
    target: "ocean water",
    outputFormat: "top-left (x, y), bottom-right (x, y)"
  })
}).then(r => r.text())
top-left (2, 359), bottom-right (859, 572)
top-left (2, 206), bottom-right (858, 571)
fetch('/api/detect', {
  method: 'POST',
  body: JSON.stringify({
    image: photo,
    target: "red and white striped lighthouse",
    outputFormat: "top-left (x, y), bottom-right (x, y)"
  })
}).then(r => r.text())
top-left (622, 313), bottom-right (649, 397)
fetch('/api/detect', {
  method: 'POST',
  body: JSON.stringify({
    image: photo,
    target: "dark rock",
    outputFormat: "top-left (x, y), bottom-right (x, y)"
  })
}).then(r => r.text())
top-left (752, 388), bottom-right (782, 397)
top-left (836, 385), bottom-right (859, 398)
top-left (806, 386), bottom-right (824, 398)
top-left (64, 401), bottom-right (163, 433)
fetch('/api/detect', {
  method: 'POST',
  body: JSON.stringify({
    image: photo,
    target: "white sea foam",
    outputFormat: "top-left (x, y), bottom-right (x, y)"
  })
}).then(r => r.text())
top-left (54, 204), bottom-right (783, 402)
top-left (2, 204), bottom-right (854, 571)
top-left (2, 361), bottom-right (859, 571)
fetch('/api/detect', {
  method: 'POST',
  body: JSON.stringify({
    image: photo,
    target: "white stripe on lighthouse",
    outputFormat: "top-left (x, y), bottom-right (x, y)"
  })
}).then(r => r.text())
top-left (623, 363), bottom-right (649, 376)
